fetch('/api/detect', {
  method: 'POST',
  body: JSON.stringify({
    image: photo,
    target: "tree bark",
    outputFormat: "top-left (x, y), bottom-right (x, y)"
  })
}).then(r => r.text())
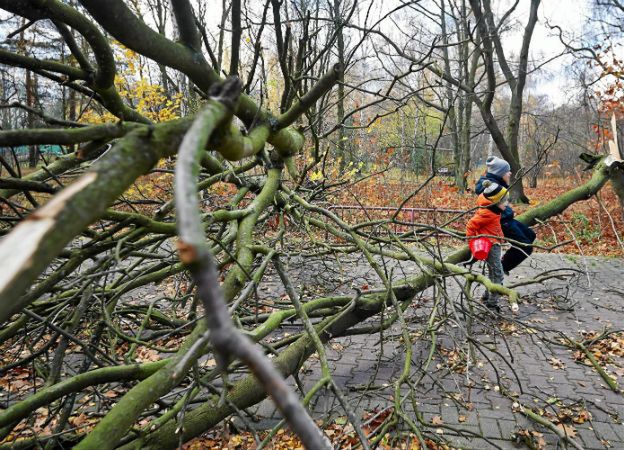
top-left (333, 0), bottom-right (348, 169)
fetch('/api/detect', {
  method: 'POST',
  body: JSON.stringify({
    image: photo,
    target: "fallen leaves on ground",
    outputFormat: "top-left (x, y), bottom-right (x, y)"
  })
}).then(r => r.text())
top-left (438, 347), bottom-right (467, 374)
top-left (135, 346), bottom-right (161, 362)
top-left (0, 368), bottom-right (42, 394)
top-left (183, 414), bottom-right (453, 450)
top-left (572, 331), bottom-right (624, 379)
top-left (331, 342), bottom-right (345, 352)
top-left (548, 357), bottom-right (566, 370)
top-left (555, 423), bottom-right (578, 438)
top-left (330, 175), bottom-right (623, 256)
top-left (573, 410), bottom-right (592, 424)
top-left (513, 429), bottom-right (547, 450)
top-left (1, 408), bottom-right (99, 444)
top-left (525, 400), bottom-right (592, 438)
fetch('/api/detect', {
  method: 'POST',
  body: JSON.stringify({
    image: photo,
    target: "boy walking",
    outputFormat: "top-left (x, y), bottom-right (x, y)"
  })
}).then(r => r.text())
top-left (475, 157), bottom-right (536, 274)
top-left (466, 180), bottom-right (509, 311)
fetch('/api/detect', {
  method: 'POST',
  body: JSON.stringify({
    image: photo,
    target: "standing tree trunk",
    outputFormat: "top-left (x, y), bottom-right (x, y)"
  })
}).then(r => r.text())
top-left (458, 0), bottom-right (477, 191)
top-left (333, 0), bottom-right (348, 170)
top-left (466, 0), bottom-right (541, 203)
top-left (25, 69), bottom-right (38, 168)
top-left (229, 0), bottom-right (241, 77)
top-left (154, 0), bottom-right (170, 94)
top-left (612, 171), bottom-right (624, 220)
top-left (440, 0), bottom-right (462, 189)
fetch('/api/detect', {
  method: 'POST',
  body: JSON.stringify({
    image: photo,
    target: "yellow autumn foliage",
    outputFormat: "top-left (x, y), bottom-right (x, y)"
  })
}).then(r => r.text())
top-left (81, 42), bottom-right (182, 124)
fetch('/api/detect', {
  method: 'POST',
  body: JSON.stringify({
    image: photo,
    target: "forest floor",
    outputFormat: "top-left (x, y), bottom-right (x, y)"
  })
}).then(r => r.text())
top-left (328, 174), bottom-right (624, 257)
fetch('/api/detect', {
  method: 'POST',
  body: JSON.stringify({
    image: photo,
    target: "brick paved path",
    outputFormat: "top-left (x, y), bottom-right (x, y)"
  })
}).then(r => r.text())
top-left (247, 254), bottom-right (624, 449)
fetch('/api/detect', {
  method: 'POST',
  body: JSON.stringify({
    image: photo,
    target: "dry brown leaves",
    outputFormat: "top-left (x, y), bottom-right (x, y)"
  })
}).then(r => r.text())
top-left (555, 423), bottom-right (578, 438)
top-left (438, 347), bottom-right (467, 374)
top-left (182, 409), bottom-right (453, 450)
top-left (0, 367), bottom-right (40, 394)
top-left (184, 426), bottom-right (450, 450)
top-left (134, 346), bottom-right (161, 362)
top-left (514, 429), bottom-right (547, 449)
top-left (528, 400), bottom-right (592, 435)
top-left (499, 321), bottom-right (538, 336)
top-left (548, 357), bottom-right (566, 370)
top-left (431, 416), bottom-right (444, 425)
top-left (331, 175), bottom-right (623, 257)
top-left (1, 407), bottom-right (99, 445)
top-left (572, 331), bottom-right (624, 379)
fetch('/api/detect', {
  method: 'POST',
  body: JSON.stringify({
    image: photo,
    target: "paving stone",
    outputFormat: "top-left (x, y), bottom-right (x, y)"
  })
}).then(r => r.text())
top-left (496, 419), bottom-right (519, 440)
top-left (331, 375), bottom-right (351, 389)
top-left (474, 417), bottom-right (500, 439)
top-left (474, 406), bottom-right (507, 420)
top-left (613, 422), bottom-right (624, 439)
top-left (591, 422), bottom-right (623, 443)
top-left (417, 403), bottom-right (442, 415)
top-left (444, 435), bottom-right (490, 449)
top-left (576, 428), bottom-right (607, 449)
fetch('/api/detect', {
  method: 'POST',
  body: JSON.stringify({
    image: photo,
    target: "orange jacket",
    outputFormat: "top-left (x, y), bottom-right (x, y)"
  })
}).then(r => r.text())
top-left (466, 194), bottom-right (504, 243)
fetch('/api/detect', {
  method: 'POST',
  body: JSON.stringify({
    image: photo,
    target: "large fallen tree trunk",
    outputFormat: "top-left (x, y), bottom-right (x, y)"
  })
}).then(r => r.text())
top-left (121, 158), bottom-right (618, 449)
top-left (0, 157), bottom-right (615, 450)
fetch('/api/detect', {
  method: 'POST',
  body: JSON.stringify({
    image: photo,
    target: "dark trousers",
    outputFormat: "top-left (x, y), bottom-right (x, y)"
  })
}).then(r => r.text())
top-left (501, 221), bottom-right (536, 273)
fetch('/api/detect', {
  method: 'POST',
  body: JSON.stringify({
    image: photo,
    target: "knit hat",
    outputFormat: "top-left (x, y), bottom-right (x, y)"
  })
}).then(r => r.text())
top-left (481, 180), bottom-right (508, 204)
top-left (486, 156), bottom-right (511, 178)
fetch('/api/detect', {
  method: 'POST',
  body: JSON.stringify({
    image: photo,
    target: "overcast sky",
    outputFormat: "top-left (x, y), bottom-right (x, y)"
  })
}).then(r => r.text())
top-left (506, 0), bottom-right (590, 104)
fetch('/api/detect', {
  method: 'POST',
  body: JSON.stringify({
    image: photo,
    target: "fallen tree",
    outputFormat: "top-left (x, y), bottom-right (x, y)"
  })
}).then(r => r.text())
top-left (116, 156), bottom-right (619, 450)
top-left (0, 1), bottom-right (622, 449)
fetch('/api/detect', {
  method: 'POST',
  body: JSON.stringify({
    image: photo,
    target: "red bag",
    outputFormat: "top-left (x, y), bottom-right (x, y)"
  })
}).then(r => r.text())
top-left (469, 237), bottom-right (492, 261)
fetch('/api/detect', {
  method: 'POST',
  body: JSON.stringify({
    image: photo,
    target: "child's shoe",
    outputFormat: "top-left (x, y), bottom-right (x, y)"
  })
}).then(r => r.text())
top-left (485, 294), bottom-right (501, 312)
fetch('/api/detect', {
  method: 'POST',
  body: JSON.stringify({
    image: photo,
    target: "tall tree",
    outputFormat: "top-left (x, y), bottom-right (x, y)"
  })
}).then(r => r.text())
top-left (467, 0), bottom-right (541, 202)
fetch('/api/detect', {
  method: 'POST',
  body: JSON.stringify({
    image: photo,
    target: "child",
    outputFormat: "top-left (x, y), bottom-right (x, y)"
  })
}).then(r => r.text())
top-left (466, 180), bottom-right (509, 311)
top-left (475, 156), bottom-right (536, 274)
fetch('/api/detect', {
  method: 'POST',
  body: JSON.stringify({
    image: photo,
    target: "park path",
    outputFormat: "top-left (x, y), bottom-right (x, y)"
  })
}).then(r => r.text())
top-left (245, 253), bottom-right (624, 449)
